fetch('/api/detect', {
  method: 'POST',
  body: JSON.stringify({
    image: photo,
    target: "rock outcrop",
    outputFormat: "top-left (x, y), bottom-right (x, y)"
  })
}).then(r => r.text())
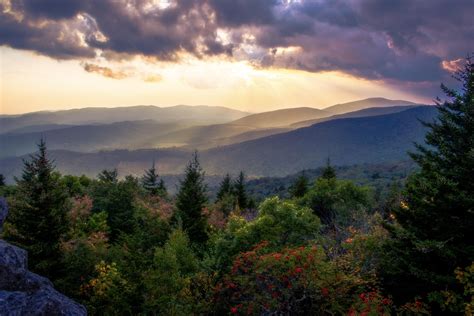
top-left (0, 197), bottom-right (87, 315)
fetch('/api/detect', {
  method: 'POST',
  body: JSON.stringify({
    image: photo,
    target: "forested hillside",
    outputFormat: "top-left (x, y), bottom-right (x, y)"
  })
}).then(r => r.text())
top-left (0, 106), bottom-right (437, 180)
top-left (0, 60), bottom-right (473, 315)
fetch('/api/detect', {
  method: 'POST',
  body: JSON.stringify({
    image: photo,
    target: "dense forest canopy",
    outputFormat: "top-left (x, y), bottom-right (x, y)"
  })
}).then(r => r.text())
top-left (0, 58), bottom-right (473, 315)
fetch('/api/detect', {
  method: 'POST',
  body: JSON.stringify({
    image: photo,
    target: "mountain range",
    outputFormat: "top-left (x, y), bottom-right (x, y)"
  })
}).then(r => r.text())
top-left (0, 98), bottom-right (424, 158)
top-left (0, 105), bottom-right (250, 134)
top-left (0, 100), bottom-right (436, 180)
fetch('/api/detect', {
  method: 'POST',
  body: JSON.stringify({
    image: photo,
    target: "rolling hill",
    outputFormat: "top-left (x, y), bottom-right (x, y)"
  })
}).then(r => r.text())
top-left (0, 120), bottom-right (189, 158)
top-left (229, 107), bottom-right (331, 128)
top-left (0, 106), bottom-right (437, 179)
top-left (0, 105), bottom-right (250, 134)
top-left (200, 106), bottom-right (437, 176)
top-left (290, 105), bottom-right (421, 128)
top-left (322, 97), bottom-right (416, 115)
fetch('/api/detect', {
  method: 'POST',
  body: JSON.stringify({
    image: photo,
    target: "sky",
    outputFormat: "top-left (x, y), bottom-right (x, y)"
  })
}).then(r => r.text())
top-left (1, 0), bottom-right (473, 114)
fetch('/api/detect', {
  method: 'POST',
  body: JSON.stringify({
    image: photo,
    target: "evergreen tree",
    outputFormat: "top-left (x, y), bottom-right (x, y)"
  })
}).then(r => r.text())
top-left (0, 174), bottom-right (5, 186)
top-left (289, 172), bottom-right (309, 198)
top-left (157, 179), bottom-right (167, 197)
top-left (98, 168), bottom-right (118, 183)
top-left (173, 152), bottom-right (208, 245)
top-left (6, 139), bottom-right (69, 279)
top-left (233, 171), bottom-right (249, 210)
top-left (142, 161), bottom-right (167, 197)
top-left (92, 173), bottom-right (139, 240)
top-left (320, 158), bottom-right (336, 180)
top-left (382, 57), bottom-right (474, 303)
top-left (216, 174), bottom-right (233, 202)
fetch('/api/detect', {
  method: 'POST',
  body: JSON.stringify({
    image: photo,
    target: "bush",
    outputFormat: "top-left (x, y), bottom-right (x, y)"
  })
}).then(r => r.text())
top-left (213, 197), bottom-right (321, 271)
top-left (215, 242), bottom-right (381, 315)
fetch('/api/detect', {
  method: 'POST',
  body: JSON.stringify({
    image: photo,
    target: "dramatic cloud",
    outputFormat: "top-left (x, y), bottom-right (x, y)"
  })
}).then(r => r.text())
top-left (1, 0), bottom-right (473, 94)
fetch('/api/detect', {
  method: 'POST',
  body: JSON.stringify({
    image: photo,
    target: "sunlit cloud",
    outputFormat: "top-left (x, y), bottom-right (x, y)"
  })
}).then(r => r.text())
top-left (82, 63), bottom-right (129, 80)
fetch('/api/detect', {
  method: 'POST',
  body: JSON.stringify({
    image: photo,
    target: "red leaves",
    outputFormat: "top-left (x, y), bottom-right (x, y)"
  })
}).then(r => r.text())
top-left (230, 303), bottom-right (243, 314)
top-left (350, 291), bottom-right (392, 315)
top-left (382, 298), bottom-right (391, 306)
top-left (321, 287), bottom-right (329, 297)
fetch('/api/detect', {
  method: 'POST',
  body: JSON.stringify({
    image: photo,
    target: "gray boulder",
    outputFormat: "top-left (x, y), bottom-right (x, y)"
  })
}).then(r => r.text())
top-left (0, 199), bottom-right (87, 315)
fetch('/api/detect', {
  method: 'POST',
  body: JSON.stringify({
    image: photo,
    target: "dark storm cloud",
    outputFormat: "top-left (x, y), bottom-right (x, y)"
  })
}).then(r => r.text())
top-left (208, 0), bottom-right (278, 26)
top-left (1, 0), bottom-right (473, 91)
top-left (21, 0), bottom-right (87, 19)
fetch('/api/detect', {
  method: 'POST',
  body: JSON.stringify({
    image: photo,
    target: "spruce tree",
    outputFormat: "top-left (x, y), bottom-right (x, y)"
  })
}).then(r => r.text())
top-left (216, 174), bottom-right (233, 202)
top-left (6, 139), bottom-right (69, 279)
top-left (289, 172), bottom-right (309, 198)
top-left (142, 161), bottom-right (167, 197)
top-left (382, 57), bottom-right (474, 303)
top-left (320, 158), bottom-right (336, 180)
top-left (98, 168), bottom-right (118, 183)
top-left (233, 171), bottom-right (249, 210)
top-left (174, 152), bottom-right (208, 244)
top-left (0, 174), bottom-right (5, 186)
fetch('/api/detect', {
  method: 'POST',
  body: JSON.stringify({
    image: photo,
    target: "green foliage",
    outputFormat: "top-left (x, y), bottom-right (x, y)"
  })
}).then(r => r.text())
top-left (144, 229), bottom-right (199, 315)
top-left (81, 261), bottom-right (132, 315)
top-left (454, 263), bottom-right (474, 315)
top-left (97, 168), bottom-right (118, 183)
top-left (5, 139), bottom-right (69, 279)
top-left (234, 171), bottom-right (250, 210)
top-left (214, 192), bottom-right (236, 218)
top-left (382, 58), bottom-right (474, 304)
top-left (288, 172), bottom-right (309, 198)
top-left (321, 158), bottom-right (337, 180)
top-left (173, 151), bottom-right (209, 245)
top-left (216, 173), bottom-right (233, 202)
top-left (90, 174), bottom-right (140, 240)
top-left (215, 242), bottom-right (383, 315)
top-left (60, 175), bottom-right (92, 197)
top-left (142, 161), bottom-right (167, 197)
top-left (214, 197), bottom-right (321, 271)
top-left (301, 177), bottom-right (372, 227)
top-left (1, 86), bottom-right (471, 316)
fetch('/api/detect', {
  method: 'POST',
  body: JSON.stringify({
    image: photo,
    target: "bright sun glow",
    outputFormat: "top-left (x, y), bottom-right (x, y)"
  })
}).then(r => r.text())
top-left (0, 46), bottom-right (426, 114)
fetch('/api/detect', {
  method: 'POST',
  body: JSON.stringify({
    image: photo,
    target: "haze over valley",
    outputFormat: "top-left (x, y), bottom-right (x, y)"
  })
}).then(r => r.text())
top-left (0, 97), bottom-right (432, 179)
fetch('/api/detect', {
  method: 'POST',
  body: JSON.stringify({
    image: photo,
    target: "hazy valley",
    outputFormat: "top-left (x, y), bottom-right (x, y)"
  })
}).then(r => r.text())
top-left (0, 98), bottom-right (431, 180)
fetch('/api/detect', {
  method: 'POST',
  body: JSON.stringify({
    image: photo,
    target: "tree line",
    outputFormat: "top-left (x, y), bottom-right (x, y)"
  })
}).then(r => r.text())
top-left (0, 57), bottom-right (473, 315)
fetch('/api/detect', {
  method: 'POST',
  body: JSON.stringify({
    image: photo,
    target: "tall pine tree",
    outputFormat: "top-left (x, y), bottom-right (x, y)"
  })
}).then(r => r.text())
top-left (0, 174), bottom-right (5, 187)
top-left (320, 158), bottom-right (336, 180)
top-left (142, 161), bottom-right (167, 197)
top-left (6, 139), bottom-right (69, 279)
top-left (289, 172), bottom-right (309, 198)
top-left (173, 152), bottom-right (208, 245)
top-left (98, 168), bottom-right (118, 183)
top-left (216, 174), bottom-right (233, 202)
top-left (382, 57), bottom-right (474, 304)
top-left (233, 171), bottom-right (249, 210)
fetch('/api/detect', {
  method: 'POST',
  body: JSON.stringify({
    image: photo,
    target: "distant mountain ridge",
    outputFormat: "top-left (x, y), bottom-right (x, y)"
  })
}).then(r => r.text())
top-left (0, 105), bottom-right (250, 134)
top-left (0, 106), bottom-right (437, 179)
top-left (230, 107), bottom-right (331, 128)
top-left (323, 97), bottom-right (416, 115)
top-left (0, 120), bottom-right (190, 158)
top-left (200, 106), bottom-right (437, 176)
top-left (1, 98), bottom-right (418, 157)
top-left (291, 105), bottom-right (422, 128)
